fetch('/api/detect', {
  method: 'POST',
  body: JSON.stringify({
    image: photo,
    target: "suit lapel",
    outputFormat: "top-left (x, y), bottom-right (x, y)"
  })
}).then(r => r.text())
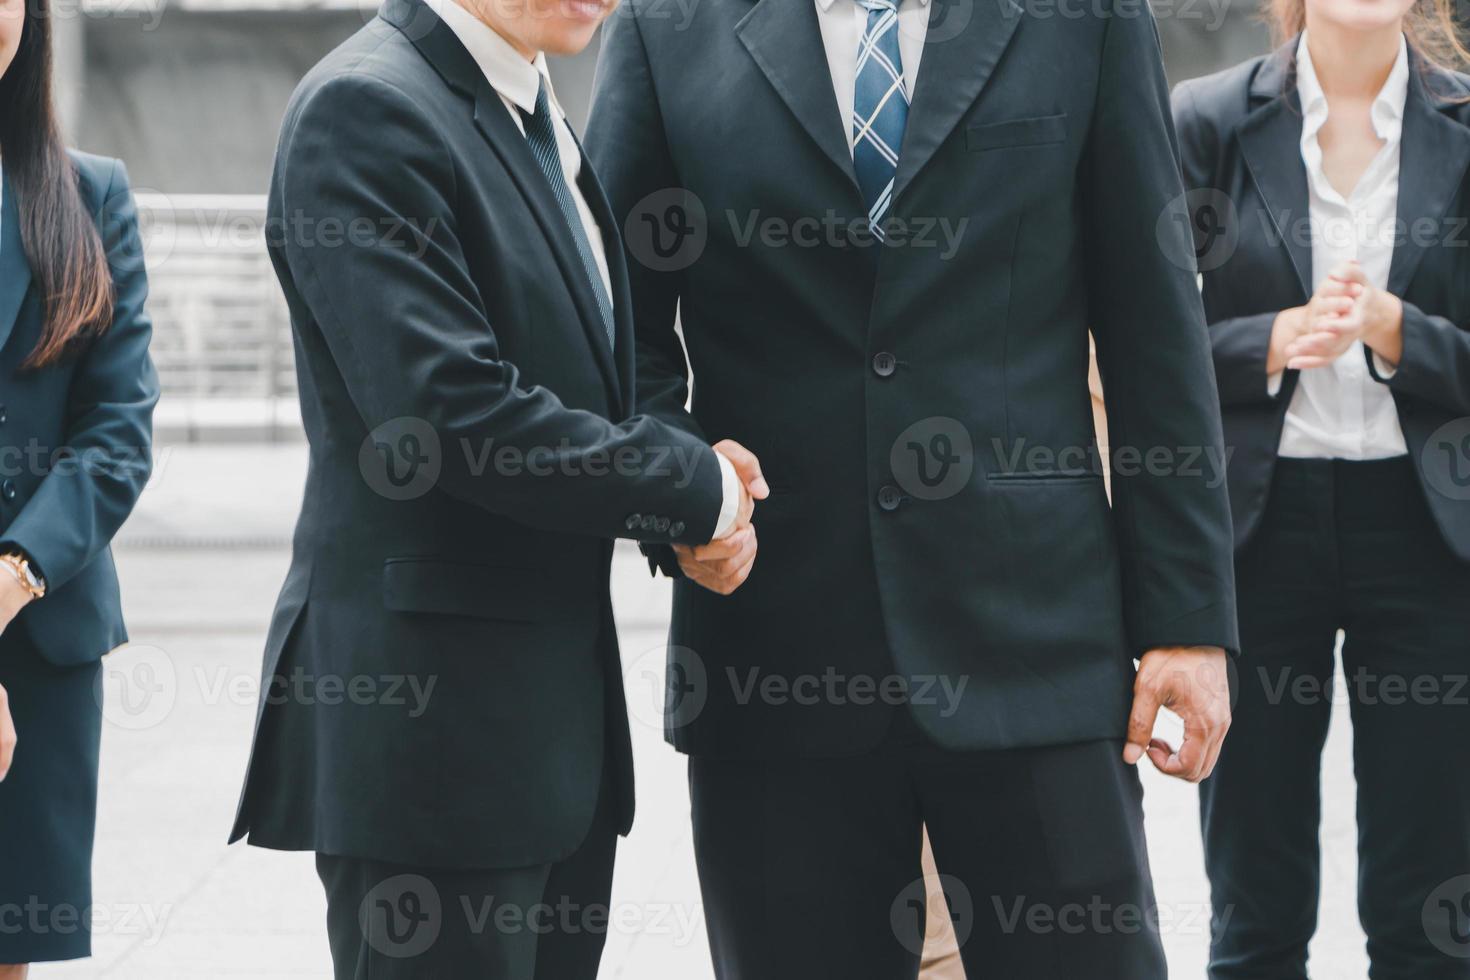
top-left (470, 83), bottom-right (622, 407)
top-left (890, 0), bottom-right (1023, 205)
top-left (1238, 47), bottom-right (1312, 302)
top-left (735, 0), bottom-right (860, 195)
top-left (1388, 60), bottom-right (1470, 296)
top-left (573, 136), bottom-right (635, 418)
top-left (0, 169), bottom-right (32, 354)
top-left (382, 0), bottom-right (622, 410)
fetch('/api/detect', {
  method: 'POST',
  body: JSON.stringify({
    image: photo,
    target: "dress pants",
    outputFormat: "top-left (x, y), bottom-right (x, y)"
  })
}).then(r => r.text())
top-left (316, 764), bottom-right (618, 980)
top-left (1201, 458), bottom-right (1470, 979)
top-left (690, 710), bottom-right (1166, 980)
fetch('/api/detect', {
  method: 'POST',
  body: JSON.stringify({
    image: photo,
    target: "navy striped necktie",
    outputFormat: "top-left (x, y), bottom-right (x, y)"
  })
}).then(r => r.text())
top-left (521, 80), bottom-right (616, 348)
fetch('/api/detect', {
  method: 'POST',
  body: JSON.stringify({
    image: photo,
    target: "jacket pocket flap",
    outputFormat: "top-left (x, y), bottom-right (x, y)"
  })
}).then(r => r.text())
top-left (967, 114), bottom-right (1068, 151)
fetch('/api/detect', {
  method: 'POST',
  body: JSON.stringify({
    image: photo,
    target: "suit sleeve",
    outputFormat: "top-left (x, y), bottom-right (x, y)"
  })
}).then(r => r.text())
top-left (585, 8), bottom-right (703, 576)
top-left (276, 72), bottom-right (724, 547)
top-left (0, 160), bottom-right (159, 590)
top-left (1366, 302), bottom-right (1470, 414)
top-left (1172, 80), bottom-right (1282, 409)
top-left (1082, 8), bottom-right (1240, 656)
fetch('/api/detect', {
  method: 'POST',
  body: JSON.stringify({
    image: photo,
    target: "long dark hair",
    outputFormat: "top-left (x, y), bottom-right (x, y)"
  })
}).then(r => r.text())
top-left (0, 0), bottom-right (113, 368)
top-left (1269, 0), bottom-right (1470, 77)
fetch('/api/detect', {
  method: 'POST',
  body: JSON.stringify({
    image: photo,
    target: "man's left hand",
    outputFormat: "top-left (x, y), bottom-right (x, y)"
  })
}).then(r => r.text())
top-left (1124, 645), bottom-right (1232, 783)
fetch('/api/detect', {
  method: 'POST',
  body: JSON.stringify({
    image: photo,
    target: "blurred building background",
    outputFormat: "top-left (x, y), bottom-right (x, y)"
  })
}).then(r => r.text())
top-left (52, 0), bottom-right (1273, 444)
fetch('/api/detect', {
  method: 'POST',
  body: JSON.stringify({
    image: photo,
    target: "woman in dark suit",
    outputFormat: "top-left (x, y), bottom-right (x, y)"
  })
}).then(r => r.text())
top-left (1173, 2), bottom-right (1470, 977)
top-left (0, 0), bottom-right (159, 972)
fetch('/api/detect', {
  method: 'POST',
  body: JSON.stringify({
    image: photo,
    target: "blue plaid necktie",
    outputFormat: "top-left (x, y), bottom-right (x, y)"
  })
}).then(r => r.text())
top-left (521, 80), bottom-right (616, 347)
top-left (853, 0), bottom-right (909, 239)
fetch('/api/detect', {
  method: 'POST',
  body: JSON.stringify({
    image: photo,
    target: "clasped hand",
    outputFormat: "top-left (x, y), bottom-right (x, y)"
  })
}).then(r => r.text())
top-left (673, 439), bottom-right (769, 595)
top-left (1279, 260), bottom-right (1403, 371)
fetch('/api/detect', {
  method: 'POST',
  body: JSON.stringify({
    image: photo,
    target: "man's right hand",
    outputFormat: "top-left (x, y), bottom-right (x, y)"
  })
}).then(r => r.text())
top-left (675, 440), bottom-right (768, 595)
top-left (0, 683), bottom-right (15, 783)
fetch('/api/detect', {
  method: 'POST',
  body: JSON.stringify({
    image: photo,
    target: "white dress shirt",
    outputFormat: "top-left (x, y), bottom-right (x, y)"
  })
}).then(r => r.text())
top-left (424, 0), bottom-right (612, 300)
top-left (1271, 32), bottom-right (1409, 460)
top-left (815, 0), bottom-right (931, 152)
top-left (423, 0), bottom-right (741, 536)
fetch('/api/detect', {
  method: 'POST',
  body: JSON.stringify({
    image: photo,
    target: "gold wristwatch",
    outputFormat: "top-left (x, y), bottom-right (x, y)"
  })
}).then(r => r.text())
top-left (0, 553), bottom-right (46, 600)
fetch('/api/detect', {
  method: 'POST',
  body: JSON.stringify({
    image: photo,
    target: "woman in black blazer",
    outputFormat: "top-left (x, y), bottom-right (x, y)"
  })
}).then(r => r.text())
top-left (1173, 2), bottom-right (1470, 977)
top-left (0, 0), bottom-right (158, 972)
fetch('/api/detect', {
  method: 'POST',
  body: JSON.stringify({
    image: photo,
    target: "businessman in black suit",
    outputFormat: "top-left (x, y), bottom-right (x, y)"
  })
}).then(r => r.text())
top-left (228, 0), bottom-right (764, 975)
top-left (587, 0), bottom-right (1240, 975)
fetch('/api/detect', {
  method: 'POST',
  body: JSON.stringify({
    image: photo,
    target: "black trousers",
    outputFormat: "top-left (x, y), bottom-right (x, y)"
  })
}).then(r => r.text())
top-left (690, 711), bottom-right (1167, 979)
top-left (1201, 458), bottom-right (1470, 979)
top-left (316, 766), bottom-right (618, 980)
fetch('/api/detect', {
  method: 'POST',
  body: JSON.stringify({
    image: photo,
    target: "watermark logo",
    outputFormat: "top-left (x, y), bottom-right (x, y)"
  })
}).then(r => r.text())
top-left (920, 0), bottom-right (977, 41)
top-left (1160, 187), bottom-right (1239, 273)
top-left (1425, 875), bottom-right (1470, 958)
top-left (624, 188), bottom-right (708, 273)
top-left (1421, 418), bottom-right (1470, 502)
top-left (96, 644), bottom-right (178, 732)
top-left (891, 417), bottom-right (975, 501)
top-left (360, 417), bottom-right (442, 501)
top-left (626, 644), bottom-right (708, 732)
top-left (126, 187), bottom-right (179, 273)
top-left (891, 874), bottom-right (974, 956)
top-left (360, 874), bottom-right (442, 959)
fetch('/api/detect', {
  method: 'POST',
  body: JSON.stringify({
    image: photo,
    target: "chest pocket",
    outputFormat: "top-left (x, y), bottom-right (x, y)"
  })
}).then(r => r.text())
top-left (967, 114), bottom-right (1069, 152)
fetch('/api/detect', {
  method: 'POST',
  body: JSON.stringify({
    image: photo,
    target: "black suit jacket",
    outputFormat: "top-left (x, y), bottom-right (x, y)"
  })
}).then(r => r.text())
top-left (1174, 41), bottom-right (1470, 561)
top-left (586, 0), bottom-right (1239, 758)
top-left (229, 0), bottom-right (726, 870)
top-left (0, 152), bottom-right (157, 667)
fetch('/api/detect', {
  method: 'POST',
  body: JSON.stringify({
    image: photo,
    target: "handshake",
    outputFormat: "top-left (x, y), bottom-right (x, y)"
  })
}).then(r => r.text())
top-left (673, 439), bottom-right (770, 595)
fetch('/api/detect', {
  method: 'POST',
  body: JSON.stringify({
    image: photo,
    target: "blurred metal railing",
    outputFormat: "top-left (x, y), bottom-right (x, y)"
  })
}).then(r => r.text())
top-left (135, 192), bottom-right (301, 443)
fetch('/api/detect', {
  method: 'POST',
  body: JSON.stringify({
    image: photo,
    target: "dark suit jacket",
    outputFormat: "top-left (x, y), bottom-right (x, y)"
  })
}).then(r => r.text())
top-left (229, 0), bottom-right (726, 869)
top-left (586, 0), bottom-right (1239, 758)
top-left (0, 152), bottom-right (157, 667)
top-left (1174, 41), bottom-right (1470, 560)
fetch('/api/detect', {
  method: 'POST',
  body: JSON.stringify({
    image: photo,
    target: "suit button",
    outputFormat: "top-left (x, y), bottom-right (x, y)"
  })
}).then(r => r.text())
top-left (640, 515), bottom-right (657, 531)
top-left (872, 352), bottom-right (896, 378)
top-left (877, 485), bottom-right (902, 511)
top-left (669, 521), bottom-right (686, 538)
top-left (1, 480), bottom-right (15, 502)
top-left (0, 405), bottom-right (8, 424)
top-left (625, 513), bottom-right (642, 530)
top-left (654, 516), bottom-right (670, 533)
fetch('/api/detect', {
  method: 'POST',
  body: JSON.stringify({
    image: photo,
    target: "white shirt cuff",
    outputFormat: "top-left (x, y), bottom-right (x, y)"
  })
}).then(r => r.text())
top-left (1267, 371), bottom-right (1284, 397)
top-left (1372, 352), bottom-right (1399, 380)
top-left (712, 451), bottom-right (742, 540)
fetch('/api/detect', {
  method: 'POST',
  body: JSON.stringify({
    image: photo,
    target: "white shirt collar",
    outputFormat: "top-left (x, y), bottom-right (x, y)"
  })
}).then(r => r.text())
top-left (1296, 30), bottom-right (1409, 144)
top-left (814, 0), bottom-right (931, 12)
top-left (422, 0), bottom-right (559, 117)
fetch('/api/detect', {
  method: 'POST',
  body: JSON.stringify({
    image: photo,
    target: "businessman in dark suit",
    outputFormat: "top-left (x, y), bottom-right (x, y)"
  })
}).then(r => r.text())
top-left (587, 0), bottom-right (1239, 975)
top-left (227, 0), bottom-right (764, 975)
